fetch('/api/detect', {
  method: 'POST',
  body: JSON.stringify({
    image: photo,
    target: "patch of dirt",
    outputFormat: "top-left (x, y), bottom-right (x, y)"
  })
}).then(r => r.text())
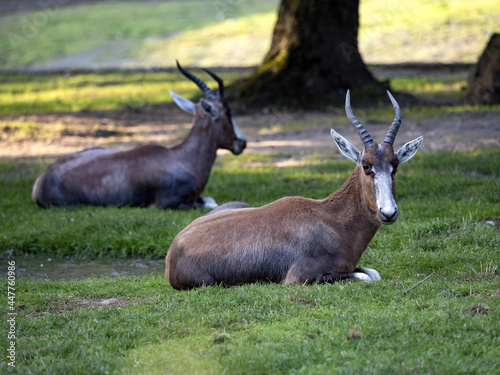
top-left (347, 327), bottom-right (362, 340)
top-left (1, 104), bottom-right (499, 162)
top-left (463, 303), bottom-right (491, 315)
top-left (482, 290), bottom-right (500, 298)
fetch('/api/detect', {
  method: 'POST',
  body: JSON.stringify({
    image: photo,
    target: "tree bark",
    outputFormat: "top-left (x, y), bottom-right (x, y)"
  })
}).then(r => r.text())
top-left (229, 0), bottom-right (385, 108)
top-left (466, 33), bottom-right (500, 105)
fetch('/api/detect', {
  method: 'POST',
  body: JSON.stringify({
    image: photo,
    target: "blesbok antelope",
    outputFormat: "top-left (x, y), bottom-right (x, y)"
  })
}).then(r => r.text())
top-left (205, 201), bottom-right (251, 216)
top-left (32, 62), bottom-right (246, 209)
top-left (165, 90), bottom-right (424, 290)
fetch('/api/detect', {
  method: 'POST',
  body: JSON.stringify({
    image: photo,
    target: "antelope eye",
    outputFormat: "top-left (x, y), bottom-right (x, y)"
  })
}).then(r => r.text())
top-left (363, 164), bottom-right (370, 170)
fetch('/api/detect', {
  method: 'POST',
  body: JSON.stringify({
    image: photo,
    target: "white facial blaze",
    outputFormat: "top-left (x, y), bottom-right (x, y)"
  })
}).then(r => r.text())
top-left (373, 164), bottom-right (397, 222)
top-left (232, 120), bottom-right (246, 142)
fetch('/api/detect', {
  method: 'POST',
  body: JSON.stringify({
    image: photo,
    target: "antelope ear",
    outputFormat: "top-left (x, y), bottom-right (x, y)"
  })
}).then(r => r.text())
top-left (170, 89), bottom-right (195, 115)
top-left (330, 129), bottom-right (361, 166)
top-left (200, 98), bottom-right (219, 120)
top-left (396, 136), bottom-right (424, 163)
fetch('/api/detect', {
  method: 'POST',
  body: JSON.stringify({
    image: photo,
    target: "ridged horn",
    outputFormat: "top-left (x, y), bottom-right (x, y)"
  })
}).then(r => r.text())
top-left (383, 91), bottom-right (402, 146)
top-left (176, 60), bottom-right (215, 100)
top-left (345, 90), bottom-right (374, 148)
top-left (202, 68), bottom-right (224, 101)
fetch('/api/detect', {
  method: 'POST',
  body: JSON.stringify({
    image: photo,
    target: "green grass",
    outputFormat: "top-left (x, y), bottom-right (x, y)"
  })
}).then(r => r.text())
top-left (0, 69), bottom-right (253, 117)
top-left (2, 70), bottom-right (500, 120)
top-left (3, 150), bottom-right (499, 260)
top-left (1, 150), bottom-right (499, 374)
top-left (0, 0), bottom-right (278, 70)
top-left (1, 0), bottom-right (499, 70)
top-left (131, 9), bottom-right (278, 68)
top-left (389, 76), bottom-right (467, 100)
top-left (0, 53), bottom-right (499, 374)
top-left (7, 275), bottom-right (499, 374)
top-left (360, 0), bottom-right (500, 63)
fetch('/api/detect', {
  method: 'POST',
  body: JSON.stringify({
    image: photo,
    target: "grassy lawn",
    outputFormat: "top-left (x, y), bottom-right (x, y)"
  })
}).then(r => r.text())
top-left (1, 0), bottom-right (499, 70)
top-left (1, 149), bottom-right (499, 373)
top-left (360, 0), bottom-right (500, 63)
top-left (0, 69), bottom-right (253, 117)
top-left (0, 17), bottom-right (499, 372)
top-left (2, 69), bottom-right (500, 121)
top-left (0, 0), bottom-right (278, 69)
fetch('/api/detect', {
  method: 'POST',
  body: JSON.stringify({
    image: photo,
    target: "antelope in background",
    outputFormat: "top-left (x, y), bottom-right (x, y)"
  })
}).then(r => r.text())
top-left (32, 62), bottom-right (246, 209)
top-left (166, 90), bottom-right (424, 290)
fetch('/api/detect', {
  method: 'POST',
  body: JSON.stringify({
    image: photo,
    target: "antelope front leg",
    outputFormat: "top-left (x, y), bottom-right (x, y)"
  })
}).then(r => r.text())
top-left (284, 266), bottom-right (377, 284)
top-left (354, 267), bottom-right (381, 281)
top-left (317, 270), bottom-right (380, 283)
top-left (284, 258), bottom-right (382, 284)
top-left (198, 197), bottom-right (218, 209)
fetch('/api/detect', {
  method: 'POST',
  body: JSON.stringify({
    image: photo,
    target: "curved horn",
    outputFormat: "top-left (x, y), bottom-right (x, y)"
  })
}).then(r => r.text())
top-left (345, 90), bottom-right (374, 148)
top-left (176, 60), bottom-right (215, 100)
top-left (383, 91), bottom-right (402, 146)
top-left (202, 68), bottom-right (224, 101)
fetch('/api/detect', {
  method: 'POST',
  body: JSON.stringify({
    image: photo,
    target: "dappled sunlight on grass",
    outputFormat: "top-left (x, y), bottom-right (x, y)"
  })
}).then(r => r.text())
top-left (0, 120), bottom-right (68, 141)
top-left (257, 120), bottom-right (334, 135)
top-left (0, 72), bottom-right (213, 116)
top-left (360, 0), bottom-right (500, 63)
top-left (1, 0), bottom-right (498, 70)
top-left (135, 11), bottom-right (277, 68)
top-left (389, 76), bottom-right (467, 99)
top-left (1, 69), bottom-right (491, 119)
top-left (1, 2), bottom-right (499, 373)
top-left (2, 148), bottom-right (499, 374)
top-left (364, 101), bottom-right (500, 123)
top-left (0, 0), bottom-right (279, 70)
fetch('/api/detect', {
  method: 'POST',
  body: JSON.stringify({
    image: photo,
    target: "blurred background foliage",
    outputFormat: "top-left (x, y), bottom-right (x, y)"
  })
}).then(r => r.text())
top-left (1, 0), bottom-right (499, 71)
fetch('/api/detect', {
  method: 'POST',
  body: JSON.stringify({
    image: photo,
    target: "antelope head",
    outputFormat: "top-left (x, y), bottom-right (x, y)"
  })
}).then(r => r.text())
top-left (169, 61), bottom-right (246, 155)
top-left (331, 90), bottom-right (424, 225)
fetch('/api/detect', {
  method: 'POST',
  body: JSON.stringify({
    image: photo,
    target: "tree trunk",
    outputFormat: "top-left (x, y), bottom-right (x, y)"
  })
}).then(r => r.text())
top-left (229, 0), bottom-right (385, 108)
top-left (466, 33), bottom-right (500, 105)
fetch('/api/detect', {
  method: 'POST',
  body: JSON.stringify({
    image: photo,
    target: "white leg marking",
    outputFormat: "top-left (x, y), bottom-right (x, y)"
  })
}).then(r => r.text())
top-left (358, 268), bottom-right (381, 281)
top-left (201, 197), bottom-right (218, 209)
top-left (353, 273), bottom-right (372, 282)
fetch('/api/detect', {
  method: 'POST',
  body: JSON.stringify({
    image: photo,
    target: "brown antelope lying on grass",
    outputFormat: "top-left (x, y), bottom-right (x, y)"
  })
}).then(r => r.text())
top-left (165, 90), bottom-right (424, 290)
top-left (32, 62), bottom-right (246, 209)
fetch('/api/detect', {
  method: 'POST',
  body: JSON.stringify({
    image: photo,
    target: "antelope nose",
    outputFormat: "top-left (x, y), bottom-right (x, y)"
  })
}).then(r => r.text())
top-left (237, 139), bottom-right (247, 150)
top-left (379, 207), bottom-right (398, 223)
top-left (232, 139), bottom-right (246, 155)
